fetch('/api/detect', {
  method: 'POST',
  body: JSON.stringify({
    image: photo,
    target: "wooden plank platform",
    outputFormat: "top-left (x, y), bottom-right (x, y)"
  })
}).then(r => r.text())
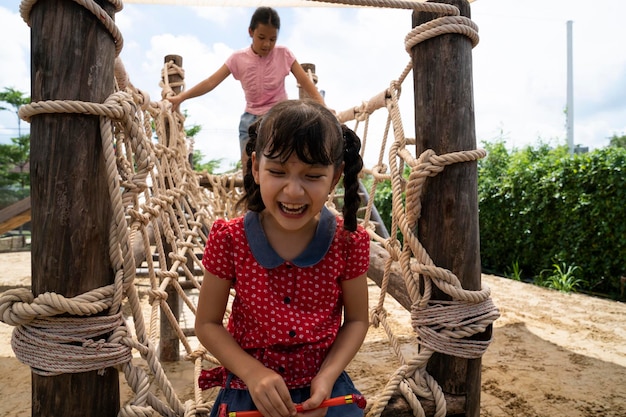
top-left (0, 197), bottom-right (31, 235)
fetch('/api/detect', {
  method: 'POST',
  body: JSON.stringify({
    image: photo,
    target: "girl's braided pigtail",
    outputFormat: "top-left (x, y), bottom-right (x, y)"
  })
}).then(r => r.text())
top-left (340, 125), bottom-right (363, 232)
top-left (237, 119), bottom-right (264, 212)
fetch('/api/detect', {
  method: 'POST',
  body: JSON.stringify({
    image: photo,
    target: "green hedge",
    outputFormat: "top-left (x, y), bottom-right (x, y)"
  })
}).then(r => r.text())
top-left (478, 142), bottom-right (626, 296)
top-left (370, 142), bottom-right (626, 298)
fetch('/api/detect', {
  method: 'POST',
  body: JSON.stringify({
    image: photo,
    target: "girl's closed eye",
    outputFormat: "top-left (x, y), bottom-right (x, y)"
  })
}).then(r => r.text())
top-left (263, 160), bottom-right (284, 175)
top-left (306, 173), bottom-right (326, 180)
top-left (304, 164), bottom-right (331, 180)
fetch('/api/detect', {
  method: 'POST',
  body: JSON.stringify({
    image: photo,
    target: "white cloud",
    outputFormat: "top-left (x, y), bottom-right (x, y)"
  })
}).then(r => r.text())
top-left (473, 0), bottom-right (626, 150)
top-left (0, 6), bottom-right (30, 142)
top-left (192, 5), bottom-right (248, 26)
top-left (0, 8), bottom-right (29, 90)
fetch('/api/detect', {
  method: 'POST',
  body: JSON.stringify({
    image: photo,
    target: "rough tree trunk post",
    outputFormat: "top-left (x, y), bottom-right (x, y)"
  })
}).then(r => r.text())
top-left (160, 54), bottom-right (183, 362)
top-left (412, 1), bottom-right (485, 416)
top-left (29, 0), bottom-right (119, 416)
top-left (298, 63), bottom-right (318, 99)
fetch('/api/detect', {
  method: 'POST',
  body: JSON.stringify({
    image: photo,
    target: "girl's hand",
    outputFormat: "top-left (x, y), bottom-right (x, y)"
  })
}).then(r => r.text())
top-left (166, 95), bottom-right (182, 111)
top-left (246, 367), bottom-right (297, 417)
top-left (296, 376), bottom-right (333, 417)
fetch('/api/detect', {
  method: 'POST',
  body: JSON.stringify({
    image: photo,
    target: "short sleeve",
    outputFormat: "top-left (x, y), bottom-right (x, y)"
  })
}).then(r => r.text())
top-left (202, 219), bottom-right (235, 280)
top-left (225, 51), bottom-right (241, 80)
top-left (282, 46), bottom-right (296, 69)
top-left (343, 225), bottom-right (370, 280)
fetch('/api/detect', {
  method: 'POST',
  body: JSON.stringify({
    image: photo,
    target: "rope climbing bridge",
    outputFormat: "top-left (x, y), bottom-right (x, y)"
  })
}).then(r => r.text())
top-left (0, 0), bottom-right (499, 416)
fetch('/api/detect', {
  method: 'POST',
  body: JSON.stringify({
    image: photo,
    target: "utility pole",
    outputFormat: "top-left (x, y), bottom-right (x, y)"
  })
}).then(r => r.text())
top-left (566, 20), bottom-right (574, 154)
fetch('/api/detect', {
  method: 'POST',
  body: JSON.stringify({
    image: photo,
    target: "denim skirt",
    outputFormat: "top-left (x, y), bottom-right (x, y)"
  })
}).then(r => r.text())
top-left (209, 371), bottom-right (364, 417)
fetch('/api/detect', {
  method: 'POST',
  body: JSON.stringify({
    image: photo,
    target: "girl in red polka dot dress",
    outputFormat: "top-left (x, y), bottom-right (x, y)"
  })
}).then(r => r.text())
top-left (195, 99), bottom-right (370, 417)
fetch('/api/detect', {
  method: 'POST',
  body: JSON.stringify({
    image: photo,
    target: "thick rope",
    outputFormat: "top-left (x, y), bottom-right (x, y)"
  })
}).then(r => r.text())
top-left (11, 314), bottom-right (132, 376)
top-left (19, 0), bottom-right (124, 56)
top-left (358, 71), bottom-right (499, 417)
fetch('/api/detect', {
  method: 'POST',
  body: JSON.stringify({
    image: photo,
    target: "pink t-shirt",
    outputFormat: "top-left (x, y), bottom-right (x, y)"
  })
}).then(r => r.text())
top-left (199, 208), bottom-right (370, 389)
top-left (225, 45), bottom-right (296, 115)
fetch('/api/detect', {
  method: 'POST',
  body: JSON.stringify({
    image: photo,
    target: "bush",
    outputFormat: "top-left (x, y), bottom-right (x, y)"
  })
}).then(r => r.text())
top-left (364, 141), bottom-right (625, 298)
top-left (478, 142), bottom-right (626, 297)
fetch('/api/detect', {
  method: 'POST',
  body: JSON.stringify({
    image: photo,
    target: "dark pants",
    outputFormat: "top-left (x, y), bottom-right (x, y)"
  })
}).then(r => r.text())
top-left (238, 112), bottom-right (259, 156)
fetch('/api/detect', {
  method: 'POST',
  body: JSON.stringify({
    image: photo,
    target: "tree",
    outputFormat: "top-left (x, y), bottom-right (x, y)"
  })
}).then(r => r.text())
top-left (0, 87), bottom-right (30, 138)
top-left (0, 135), bottom-right (30, 190)
top-left (0, 88), bottom-right (30, 208)
top-left (192, 150), bottom-right (222, 173)
top-left (181, 110), bottom-right (224, 173)
top-left (608, 133), bottom-right (626, 148)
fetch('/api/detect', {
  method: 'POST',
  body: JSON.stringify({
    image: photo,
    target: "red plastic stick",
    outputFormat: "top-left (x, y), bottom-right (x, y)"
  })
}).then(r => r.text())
top-left (225, 393), bottom-right (366, 417)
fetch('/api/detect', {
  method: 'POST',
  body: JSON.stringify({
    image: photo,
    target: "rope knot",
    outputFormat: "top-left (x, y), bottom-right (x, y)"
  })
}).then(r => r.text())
top-left (412, 299), bottom-right (500, 359)
top-left (12, 314), bottom-right (133, 376)
top-left (84, 338), bottom-right (107, 351)
top-left (148, 288), bottom-right (168, 304)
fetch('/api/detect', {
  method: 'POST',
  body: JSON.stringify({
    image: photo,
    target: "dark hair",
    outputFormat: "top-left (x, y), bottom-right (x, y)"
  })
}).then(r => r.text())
top-left (240, 99), bottom-right (364, 231)
top-left (249, 7), bottom-right (281, 31)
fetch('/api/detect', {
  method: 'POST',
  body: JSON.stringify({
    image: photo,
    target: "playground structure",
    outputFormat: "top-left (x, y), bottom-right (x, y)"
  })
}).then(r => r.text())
top-left (0, 0), bottom-right (500, 416)
top-left (0, 197), bottom-right (31, 236)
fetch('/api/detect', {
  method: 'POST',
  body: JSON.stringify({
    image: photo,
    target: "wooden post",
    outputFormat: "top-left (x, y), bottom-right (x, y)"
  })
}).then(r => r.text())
top-left (159, 238), bottom-right (182, 362)
top-left (412, 1), bottom-right (485, 416)
top-left (160, 54), bottom-right (183, 362)
top-left (163, 54), bottom-right (191, 164)
top-left (298, 63), bottom-right (318, 99)
top-left (29, 0), bottom-right (119, 416)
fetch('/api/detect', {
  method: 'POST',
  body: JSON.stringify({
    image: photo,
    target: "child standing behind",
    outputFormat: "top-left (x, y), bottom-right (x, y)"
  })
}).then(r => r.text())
top-left (167, 7), bottom-right (327, 168)
top-left (195, 99), bottom-right (369, 417)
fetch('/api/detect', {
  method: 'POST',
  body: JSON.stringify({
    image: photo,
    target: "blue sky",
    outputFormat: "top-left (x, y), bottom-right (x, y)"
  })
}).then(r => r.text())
top-left (1, 0), bottom-right (626, 170)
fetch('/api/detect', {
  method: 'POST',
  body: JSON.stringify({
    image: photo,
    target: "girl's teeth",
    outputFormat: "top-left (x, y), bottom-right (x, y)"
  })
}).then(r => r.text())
top-left (281, 203), bottom-right (306, 213)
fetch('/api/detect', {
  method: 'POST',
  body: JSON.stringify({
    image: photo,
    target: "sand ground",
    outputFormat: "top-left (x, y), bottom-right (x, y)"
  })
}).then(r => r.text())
top-left (1, 250), bottom-right (625, 417)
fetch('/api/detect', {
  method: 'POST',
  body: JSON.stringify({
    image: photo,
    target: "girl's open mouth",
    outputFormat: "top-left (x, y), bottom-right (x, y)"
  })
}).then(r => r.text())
top-left (279, 202), bottom-right (307, 215)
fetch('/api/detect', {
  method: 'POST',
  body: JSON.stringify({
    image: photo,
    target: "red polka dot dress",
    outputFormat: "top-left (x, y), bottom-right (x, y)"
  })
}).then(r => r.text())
top-left (199, 206), bottom-right (370, 390)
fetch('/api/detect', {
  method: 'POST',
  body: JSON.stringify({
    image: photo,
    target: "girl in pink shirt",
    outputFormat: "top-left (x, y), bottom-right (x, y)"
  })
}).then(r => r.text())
top-left (195, 99), bottom-right (369, 417)
top-left (167, 7), bottom-right (326, 168)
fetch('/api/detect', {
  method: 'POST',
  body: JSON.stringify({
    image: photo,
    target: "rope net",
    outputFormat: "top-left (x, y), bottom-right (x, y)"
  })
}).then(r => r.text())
top-left (1, 0), bottom-right (499, 416)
